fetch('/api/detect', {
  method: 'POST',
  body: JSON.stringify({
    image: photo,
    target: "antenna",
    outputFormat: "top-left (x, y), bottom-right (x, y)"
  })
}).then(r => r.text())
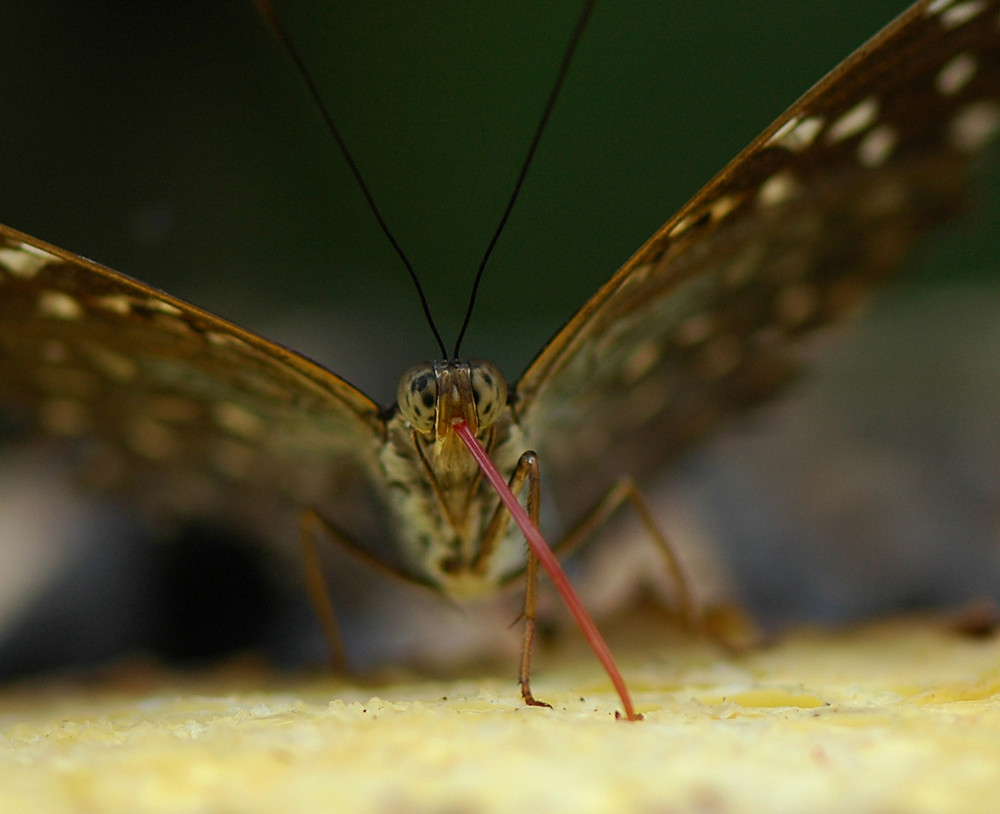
top-left (254, 0), bottom-right (447, 359)
top-left (452, 0), bottom-right (598, 359)
top-left (257, 0), bottom-right (598, 362)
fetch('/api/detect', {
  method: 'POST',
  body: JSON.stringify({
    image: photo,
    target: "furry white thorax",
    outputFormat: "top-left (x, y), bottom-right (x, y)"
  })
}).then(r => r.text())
top-left (378, 400), bottom-right (530, 601)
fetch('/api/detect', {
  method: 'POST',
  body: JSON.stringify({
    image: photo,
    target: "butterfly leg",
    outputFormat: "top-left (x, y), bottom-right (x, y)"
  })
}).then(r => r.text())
top-left (300, 507), bottom-right (442, 670)
top-left (475, 449), bottom-right (550, 707)
top-left (299, 506), bottom-right (411, 671)
top-left (519, 537), bottom-right (549, 709)
top-left (512, 451), bottom-right (550, 709)
top-left (299, 508), bottom-right (349, 670)
top-left (553, 478), bottom-right (699, 629)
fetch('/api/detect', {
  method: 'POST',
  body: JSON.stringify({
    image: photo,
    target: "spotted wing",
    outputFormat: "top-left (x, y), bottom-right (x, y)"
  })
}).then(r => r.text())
top-left (515, 0), bottom-right (1000, 524)
top-left (0, 224), bottom-right (387, 540)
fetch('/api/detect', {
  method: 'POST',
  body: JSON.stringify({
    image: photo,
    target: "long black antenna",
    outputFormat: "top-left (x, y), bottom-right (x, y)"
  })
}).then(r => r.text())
top-left (258, 0), bottom-right (598, 362)
top-left (452, 0), bottom-right (598, 359)
top-left (255, 0), bottom-right (448, 358)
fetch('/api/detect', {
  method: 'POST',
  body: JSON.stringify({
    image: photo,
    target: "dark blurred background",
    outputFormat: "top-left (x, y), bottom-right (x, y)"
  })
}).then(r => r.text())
top-left (0, 1), bottom-right (997, 678)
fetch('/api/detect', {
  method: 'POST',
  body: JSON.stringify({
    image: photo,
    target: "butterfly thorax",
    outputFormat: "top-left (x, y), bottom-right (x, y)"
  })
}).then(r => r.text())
top-left (378, 359), bottom-right (529, 599)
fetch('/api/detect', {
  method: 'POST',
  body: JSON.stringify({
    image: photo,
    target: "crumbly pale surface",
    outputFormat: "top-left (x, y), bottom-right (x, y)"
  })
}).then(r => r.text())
top-left (1, 612), bottom-right (998, 813)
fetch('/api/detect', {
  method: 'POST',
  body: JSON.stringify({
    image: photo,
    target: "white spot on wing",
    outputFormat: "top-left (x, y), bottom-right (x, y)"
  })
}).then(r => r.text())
top-left (614, 262), bottom-right (653, 293)
top-left (92, 294), bottom-right (133, 315)
top-left (926, 0), bottom-right (956, 13)
top-left (857, 124), bottom-right (899, 168)
top-left (935, 52), bottom-right (978, 95)
top-left (669, 195), bottom-right (740, 240)
top-left (0, 245), bottom-right (53, 279)
top-left (144, 298), bottom-right (182, 316)
top-left (621, 340), bottom-right (662, 384)
top-left (939, 0), bottom-right (987, 28)
top-left (214, 401), bottom-right (264, 439)
top-left (19, 242), bottom-right (59, 261)
top-left (37, 290), bottom-right (83, 320)
top-left (758, 170), bottom-right (801, 207)
top-left (206, 331), bottom-right (250, 351)
top-left (948, 99), bottom-right (1000, 151)
top-left (85, 344), bottom-right (139, 382)
top-left (674, 313), bottom-right (715, 346)
top-left (708, 194), bottom-right (739, 222)
top-left (826, 97), bottom-right (879, 144)
top-left (667, 215), bottom-right (694, 238)
top-left (767, 115), bottom-right (825, 152)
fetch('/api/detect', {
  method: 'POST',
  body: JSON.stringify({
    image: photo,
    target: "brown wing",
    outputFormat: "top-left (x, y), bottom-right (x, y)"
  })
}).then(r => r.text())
top-left (0, 224), bottom-right (387, 539)
top-left (515, 0), bottom-right (1000, 523)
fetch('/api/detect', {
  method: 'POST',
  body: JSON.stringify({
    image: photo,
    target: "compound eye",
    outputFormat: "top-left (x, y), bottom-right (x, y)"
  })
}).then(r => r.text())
top-left (468, 359), bottom-right (508, 429)
top-left (397, 363), bottom-right (437, 434)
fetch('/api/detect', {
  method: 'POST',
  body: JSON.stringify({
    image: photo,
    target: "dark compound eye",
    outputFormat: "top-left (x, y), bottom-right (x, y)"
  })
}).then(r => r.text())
top-left (397, 363), bottom-right (437, 434)
top-left (468, 359), bottom-right (507, 430)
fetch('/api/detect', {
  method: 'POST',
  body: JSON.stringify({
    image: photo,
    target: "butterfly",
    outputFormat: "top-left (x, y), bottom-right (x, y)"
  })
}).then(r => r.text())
top-left (2, 0), bottom-right (1000, 697)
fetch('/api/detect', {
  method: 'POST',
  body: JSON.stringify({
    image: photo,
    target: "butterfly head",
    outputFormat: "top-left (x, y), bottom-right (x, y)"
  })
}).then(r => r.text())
top-left (397, 359), bottom-right (508, 441)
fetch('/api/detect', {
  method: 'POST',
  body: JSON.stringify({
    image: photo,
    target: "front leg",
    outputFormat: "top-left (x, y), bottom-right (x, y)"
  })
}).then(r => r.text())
top-left (518, 536), bottom-right (548, 708)
top-left (474, 449), bottom-right (549, 708)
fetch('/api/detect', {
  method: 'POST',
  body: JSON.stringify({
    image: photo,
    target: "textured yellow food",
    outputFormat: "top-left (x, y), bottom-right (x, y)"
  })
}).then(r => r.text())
top-left (1, 614), bottom-right (998, 813)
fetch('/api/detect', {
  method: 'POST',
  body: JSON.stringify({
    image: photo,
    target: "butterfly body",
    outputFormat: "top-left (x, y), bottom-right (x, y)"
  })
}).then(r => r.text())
top-left (378, 360), bottom-right (530, 599)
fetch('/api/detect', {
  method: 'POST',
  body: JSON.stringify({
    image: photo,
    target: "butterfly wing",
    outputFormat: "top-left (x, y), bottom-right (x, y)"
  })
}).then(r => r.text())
top-left (515, 0), bottom-right (1000, 524)
top-left (0, 224), bottom-right (388, 542)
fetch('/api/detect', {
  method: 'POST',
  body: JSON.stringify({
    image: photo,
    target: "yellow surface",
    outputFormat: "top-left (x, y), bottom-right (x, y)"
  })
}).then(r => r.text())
top-left (1, 614), bottom-right (999, 813)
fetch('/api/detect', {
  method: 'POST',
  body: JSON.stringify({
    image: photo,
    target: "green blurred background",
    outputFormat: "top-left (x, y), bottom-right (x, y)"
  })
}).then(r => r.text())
top-left (2, 0), bottom-right (973, 405)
